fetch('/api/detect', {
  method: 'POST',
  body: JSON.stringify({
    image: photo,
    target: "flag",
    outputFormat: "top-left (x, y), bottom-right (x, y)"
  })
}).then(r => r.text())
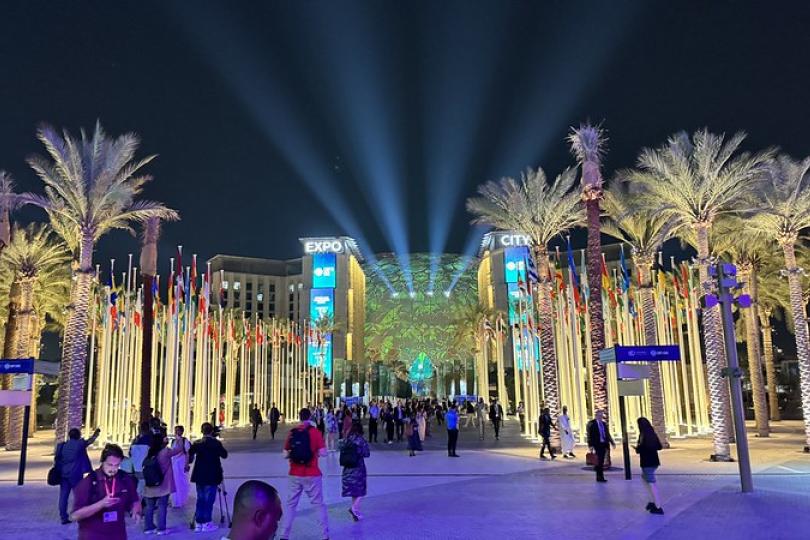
top-left (566, 238), bottom-right (584, 312)
top-left (219, 270), bottom-right (227, 309)
top-left (580, 249), bottom-right (590, 300)
top-left (602, 254), bottom-right (617, 307)
top-left (526, 253), bottom-right (539, 283)
top-left (176, 246), bottom-right (185, 300)
top-left (619, 245), bottom-right (631, 293)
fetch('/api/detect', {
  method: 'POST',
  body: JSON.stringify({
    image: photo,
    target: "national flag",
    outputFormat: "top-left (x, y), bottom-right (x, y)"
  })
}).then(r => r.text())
top-left (619, 245), bottom-right (631, 293)
top-left (602, 254), bottom-right (617, 307)
top-left (526, 253), bottom-right (539, 283)
top-left (580, 249), bottom-right (590, 300)
top-left (219, 270), bottom-right (227, 309)
top-left (175, 246), bottom-right (185, 300)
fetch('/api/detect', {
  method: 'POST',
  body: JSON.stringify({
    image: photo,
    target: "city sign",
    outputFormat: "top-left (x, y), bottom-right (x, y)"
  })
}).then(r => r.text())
top-left (304, 239), bottom-right (344, 254)
top-left (599, 345), bottom-right (680, 364)
top-left (498, 233), bottom-right (530, 247)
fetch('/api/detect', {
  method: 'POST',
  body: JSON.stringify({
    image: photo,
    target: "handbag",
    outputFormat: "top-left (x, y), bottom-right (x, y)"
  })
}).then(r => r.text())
top-left (585, 449), bottom-right (612, 469)
top-left (47, 443), bottom-right (63, 486)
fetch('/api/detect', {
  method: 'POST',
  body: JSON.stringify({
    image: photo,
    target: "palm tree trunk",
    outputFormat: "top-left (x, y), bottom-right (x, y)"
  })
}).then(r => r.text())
top-left (781, 241), bottom-right (810, 450)
top-left (759, 309), bottom-right (780, 421)
top-left (585, 198), bottom-right (608, 415)
top-left (533, 246), bottom-right (561, 449)
top-left (739, 265), bottom-right (769, 437)
top-left (56, 233), bottom-right (95, 441)
top-left (139, 217), bottom-right (159, 422)
top-left (0, 282), bottom-right (20, 447)
top-left (636, 259), bottom-right (669, 446)
top-left (696, 223), bottom-right (732, 459)
top-left (6, 277), bottom-right (35, 451)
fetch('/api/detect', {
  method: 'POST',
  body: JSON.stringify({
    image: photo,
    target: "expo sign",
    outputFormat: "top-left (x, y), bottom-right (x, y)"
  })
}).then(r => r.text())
top-left (304, 239), bottom-right (344, 254)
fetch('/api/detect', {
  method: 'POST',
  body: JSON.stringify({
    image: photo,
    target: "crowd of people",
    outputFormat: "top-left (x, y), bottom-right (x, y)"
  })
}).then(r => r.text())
top-left (52, 398), bottom-right (666, 539)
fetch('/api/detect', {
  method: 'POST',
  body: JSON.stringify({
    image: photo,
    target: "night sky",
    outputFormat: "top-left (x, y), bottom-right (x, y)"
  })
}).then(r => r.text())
top-left (2, 1), bottom-right (809, 270)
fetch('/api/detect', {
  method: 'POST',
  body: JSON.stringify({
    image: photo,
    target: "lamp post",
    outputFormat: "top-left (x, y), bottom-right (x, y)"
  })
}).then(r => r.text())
top-left (706, 261), bottom-right (754, 492)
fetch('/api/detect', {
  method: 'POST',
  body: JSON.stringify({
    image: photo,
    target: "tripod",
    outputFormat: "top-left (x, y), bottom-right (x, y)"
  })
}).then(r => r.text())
top-left (188, 481), bottom-right (231, 529)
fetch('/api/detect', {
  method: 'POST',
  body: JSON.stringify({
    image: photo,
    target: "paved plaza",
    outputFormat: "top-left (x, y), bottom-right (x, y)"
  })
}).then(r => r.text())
top-left (1, 418), bottom-right (808, 539)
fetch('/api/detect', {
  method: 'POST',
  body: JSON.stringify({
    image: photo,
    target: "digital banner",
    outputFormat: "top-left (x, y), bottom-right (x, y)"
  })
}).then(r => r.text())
top-left (312, 252), bottom-right (337, 289)
top-left (503, 246), bottom-right (528, 284)
top-left (308, 288), bottom-right (334, 377)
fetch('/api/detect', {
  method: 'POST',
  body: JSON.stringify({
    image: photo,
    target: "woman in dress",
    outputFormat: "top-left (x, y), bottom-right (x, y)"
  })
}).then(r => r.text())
top-left (339, 423), bottom-right (371, 521)
top-left (170, 425), bottom-right (192, 508)
top-left (417, 406), bottom-right (427, 442)
top-left (406, 412), bottom-right (422, 456)
top-left (636, 417), bottom-right (664, 515)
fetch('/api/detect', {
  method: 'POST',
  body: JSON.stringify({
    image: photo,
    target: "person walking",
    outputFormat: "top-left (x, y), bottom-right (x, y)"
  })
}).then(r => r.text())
top-left (539, 408), bottom-right (556, 460)
top-left (170, 425), bottom-right (191, 508)
top-left (70, 443), bottom-right (142, 540)
top-left (250, 404), bottom-right (263, 440)
top-left (489, 398), bottom-right (504, 440)
top-left (325, 408), bottom-right (339, 452)
top-left (416, 406), bottom-right (427, 442)
top-left (188, 422), bottom-right (228, 533)
top-left (368, 400), bottom-right (380, 443)
top-left (129, 422), bottom-right (152, 498)
top-left (339, 423), bottom-right (371, 521)
top-left (383, 405), bottom-right (395, 445)
top-left (476, 398), bottom-right (487, 440)
top-left (280, 408), bottom-right (329, 540)
top-left (142, 433), bottom-right (184, 534)
top-left (341, 406), bottom-right (353, 439)
top-left (446, 403), bottom-right (460, 457)
top-left (586, 410), bottom-right (615, 483)
top-left (558, 406), bottom-right (576, 459)
top-left (464, 400), bottom-right (476, 428)
top-left (517, 401), bottom-right (525, 432)
top-left (55, 427), bottom-right (100, 525)
top-left (268, 403), bottom-right (281, 440)
top-left (636, 417), bottom-right (665, 514)
top-left (406, 412), bottom-right (422, 456)
top-left (394, 401), bottom-right (405, 442)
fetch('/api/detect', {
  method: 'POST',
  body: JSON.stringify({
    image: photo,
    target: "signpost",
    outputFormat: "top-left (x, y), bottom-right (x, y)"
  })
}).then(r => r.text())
top-left (0, 359), bottom-right (35, 486)
top-left (600, 346), bottom-right (680, 480)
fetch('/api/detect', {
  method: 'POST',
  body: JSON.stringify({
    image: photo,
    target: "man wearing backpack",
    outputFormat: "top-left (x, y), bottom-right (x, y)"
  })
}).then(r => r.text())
top-left (188, 422), bottom-right (228, 533)
top-left (280, 408), bottom-right (329, 540)
top-left (55, 427), bottom-right (100, 525)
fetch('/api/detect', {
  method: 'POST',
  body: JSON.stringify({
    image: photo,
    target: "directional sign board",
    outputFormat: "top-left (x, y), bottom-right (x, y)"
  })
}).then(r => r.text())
top-left (0, 359), bottom-right (34, 407)
top-left (599, 345), bottom-right (680, 365)
top-left (0, 359), bottom-right (35, 374)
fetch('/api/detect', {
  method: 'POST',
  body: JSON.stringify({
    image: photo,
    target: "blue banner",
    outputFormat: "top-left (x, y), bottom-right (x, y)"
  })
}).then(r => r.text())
top-left (615, 345), bottom-right (680, 362)
top-left (0, 359), bottom-right (34, 374)
top-left (308, 288), bottom-right (334, 376)
top-left (312, 252), bottom-right (337, 289)
top-left (503, 247), bottom-right (528, 284)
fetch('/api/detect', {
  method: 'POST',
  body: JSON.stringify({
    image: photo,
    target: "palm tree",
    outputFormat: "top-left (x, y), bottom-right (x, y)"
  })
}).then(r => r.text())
top-left (467, 166), bottom-right (583, 445)
top-left (602, 187), bottom-right (678, 445)
top-left (27, 122), bottom-right (179, 441)
top-left (749, 155), bottom-right (810, 449)
top-left (712, 218), bottom-right (771, 437)
top-left (451, 302), bottom-right (498, 397)
top-left (0, 172), bottom-right (39, 447)
top-left (627, 129), bottom-right (772, 460)
top-left (569, 123), bottom-right (610, 414)
top-left (0, 224), bottom-right (71, 449)
top-left (756, 263), bottom-right (790, 421)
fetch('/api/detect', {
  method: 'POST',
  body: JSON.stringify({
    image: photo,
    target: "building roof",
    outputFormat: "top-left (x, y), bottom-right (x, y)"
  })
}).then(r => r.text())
top-left (208, 254), bottom-right (302, 276)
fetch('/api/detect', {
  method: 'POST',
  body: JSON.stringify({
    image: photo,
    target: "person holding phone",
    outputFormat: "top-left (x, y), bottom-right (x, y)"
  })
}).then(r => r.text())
top-left (71, 443), bottom-right (142, 540)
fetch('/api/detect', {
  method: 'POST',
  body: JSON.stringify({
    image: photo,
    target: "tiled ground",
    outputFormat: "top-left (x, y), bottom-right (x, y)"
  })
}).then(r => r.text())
top-left (1, 418), bottom-right (808, 539)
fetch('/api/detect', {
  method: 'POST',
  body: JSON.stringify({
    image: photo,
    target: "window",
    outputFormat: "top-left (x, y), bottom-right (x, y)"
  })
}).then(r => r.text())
top-left (233, 281), bottom-right (241, 291)
top-left (269, 284), bottom-right (276, 293)
top-left (222, 280), bottom-right (229, 290)
top-left (257, 303), bottom-right (264, 314)
top-left (256, 292), bottom-right (264, 302)
top-left (246, 282), bottom-right (253, 291)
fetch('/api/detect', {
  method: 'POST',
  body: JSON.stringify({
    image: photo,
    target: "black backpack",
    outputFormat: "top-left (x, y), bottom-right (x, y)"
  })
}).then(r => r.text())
top-left (339, 439), bottom-right (359, 468)
top-left (289, 427), bottom-right (313, 465)
top-left (142, 455), bottom-right (164, 487)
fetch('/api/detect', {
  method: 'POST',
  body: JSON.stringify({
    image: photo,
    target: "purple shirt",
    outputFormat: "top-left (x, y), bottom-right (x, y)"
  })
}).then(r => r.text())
top-left (73, 469), bottom-right (138, 540)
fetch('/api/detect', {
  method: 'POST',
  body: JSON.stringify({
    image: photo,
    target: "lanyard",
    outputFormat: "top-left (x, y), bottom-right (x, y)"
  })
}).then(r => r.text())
top-left (104, 475), bottom-right (117, 498)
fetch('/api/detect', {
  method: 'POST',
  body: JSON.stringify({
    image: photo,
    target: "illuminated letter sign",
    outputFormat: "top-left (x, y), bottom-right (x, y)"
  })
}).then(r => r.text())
top-left (304, 239), bottom-right (344, 254)
top-left (499, 233), bottom-right (530, 247)
top-left (312, 252), bottom-right (337, 288)
top-left (503, 246), bottom-right (528, 284)
top-left (308, 288), bottom-right (334, 377)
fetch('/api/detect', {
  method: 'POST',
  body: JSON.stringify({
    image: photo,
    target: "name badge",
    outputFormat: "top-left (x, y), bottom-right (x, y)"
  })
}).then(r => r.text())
top-left (103, 511), bottom-right (118, 523)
